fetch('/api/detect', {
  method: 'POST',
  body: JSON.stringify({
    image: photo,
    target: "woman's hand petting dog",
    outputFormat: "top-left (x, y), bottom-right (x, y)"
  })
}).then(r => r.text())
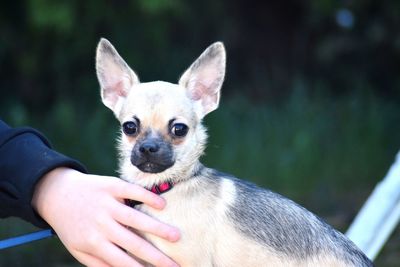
top-left (32, 167), bottom-right (180, 267)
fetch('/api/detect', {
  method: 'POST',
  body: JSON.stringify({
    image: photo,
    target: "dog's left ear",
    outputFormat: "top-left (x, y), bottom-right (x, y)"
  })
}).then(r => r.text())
top-left (96, 38), bottom-right (139, 116)
top-left (179, 42), bottom-right (226, 118)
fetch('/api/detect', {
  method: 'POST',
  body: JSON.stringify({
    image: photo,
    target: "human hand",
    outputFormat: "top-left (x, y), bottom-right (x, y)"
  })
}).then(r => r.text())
top-left (32, 167), bottom-right (180, 267)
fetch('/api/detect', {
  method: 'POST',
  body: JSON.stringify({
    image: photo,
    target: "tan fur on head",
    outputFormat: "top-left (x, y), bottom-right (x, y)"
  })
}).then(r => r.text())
top-left (116, 81), bottom-right (209, 187)
top-left (95, 39), bottom-right (226, 187)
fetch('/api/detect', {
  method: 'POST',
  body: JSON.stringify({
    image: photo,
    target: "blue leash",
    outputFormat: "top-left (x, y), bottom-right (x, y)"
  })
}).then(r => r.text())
top-left (0, 229), bottom-right (54, 250)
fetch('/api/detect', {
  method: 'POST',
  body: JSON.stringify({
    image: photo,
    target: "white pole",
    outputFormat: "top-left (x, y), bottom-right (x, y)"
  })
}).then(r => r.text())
top-left (346, 151), bottom-right (400, 261)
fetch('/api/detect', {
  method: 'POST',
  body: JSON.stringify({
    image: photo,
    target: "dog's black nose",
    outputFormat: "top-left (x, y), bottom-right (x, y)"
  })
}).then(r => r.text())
top-left (139, 141), bottom-right (160, 154)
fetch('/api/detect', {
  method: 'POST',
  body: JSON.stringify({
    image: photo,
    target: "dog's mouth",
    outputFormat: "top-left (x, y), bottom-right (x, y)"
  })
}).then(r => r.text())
top-left (136, 161), bottom-right (173, 173)
top-left (130, 137), bottom-right (175, 174)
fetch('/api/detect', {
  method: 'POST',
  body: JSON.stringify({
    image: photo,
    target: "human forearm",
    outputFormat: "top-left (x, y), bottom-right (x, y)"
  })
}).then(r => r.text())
top-left (0, 120), bottom-right (86, 227)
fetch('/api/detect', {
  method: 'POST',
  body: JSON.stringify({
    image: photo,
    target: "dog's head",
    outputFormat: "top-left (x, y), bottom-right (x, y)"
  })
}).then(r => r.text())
top-left (96, 39), bottom-right (226, 186)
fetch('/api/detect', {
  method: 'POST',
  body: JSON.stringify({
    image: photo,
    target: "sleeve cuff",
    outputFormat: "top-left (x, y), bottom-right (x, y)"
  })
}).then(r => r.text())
top-left (0, 129), bottom-right (87, 228)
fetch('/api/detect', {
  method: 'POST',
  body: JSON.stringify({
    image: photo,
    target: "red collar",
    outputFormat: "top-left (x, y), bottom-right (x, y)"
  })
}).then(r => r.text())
top-left (149, 181), bottom-right (174, 194)
top-left (126, 181), bottom-right (175, 208)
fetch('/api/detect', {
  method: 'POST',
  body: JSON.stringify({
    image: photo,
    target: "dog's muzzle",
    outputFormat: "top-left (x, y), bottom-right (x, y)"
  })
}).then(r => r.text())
top-left (131, 138), bottom-right (175, 173)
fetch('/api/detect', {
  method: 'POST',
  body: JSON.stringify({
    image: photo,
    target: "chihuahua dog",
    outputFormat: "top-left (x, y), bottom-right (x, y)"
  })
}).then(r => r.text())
top-left (95, 38), bottom-right (373, 267)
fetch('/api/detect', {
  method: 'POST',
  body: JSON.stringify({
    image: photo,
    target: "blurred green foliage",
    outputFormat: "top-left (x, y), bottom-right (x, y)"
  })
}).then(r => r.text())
top-left (1, 0), bottom-right (400, 266)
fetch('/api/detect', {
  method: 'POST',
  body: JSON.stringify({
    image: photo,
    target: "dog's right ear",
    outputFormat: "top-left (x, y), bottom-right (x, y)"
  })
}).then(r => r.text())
top-left (96, 38), bottom-right (139, 115)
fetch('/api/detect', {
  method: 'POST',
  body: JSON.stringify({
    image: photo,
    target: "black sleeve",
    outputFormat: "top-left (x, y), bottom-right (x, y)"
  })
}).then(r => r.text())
top-left (0, 120), bottom-right (87, 228)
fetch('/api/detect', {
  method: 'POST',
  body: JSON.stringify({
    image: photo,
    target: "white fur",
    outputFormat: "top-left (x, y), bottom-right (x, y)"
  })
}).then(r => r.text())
top-left (216, 178), bottom-right (236, 215)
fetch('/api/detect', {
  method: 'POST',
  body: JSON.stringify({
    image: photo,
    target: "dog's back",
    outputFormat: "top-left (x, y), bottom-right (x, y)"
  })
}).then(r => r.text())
top-left (219, 170), bottom-right (373, 266)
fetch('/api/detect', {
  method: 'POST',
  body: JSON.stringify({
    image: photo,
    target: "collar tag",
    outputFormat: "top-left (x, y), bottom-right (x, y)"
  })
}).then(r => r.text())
top-left (151, 181), bottom-right (174, 194)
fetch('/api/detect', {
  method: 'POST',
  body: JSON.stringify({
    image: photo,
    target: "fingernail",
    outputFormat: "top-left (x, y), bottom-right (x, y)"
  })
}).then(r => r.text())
top-left (156, 197), bottom-right (166, 209)
top-left (168, 229), bottom-right (181, 242)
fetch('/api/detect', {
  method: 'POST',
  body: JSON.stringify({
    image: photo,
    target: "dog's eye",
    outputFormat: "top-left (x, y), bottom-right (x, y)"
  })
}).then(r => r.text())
top-left (171, 123), bottom-right (189, 137)
top-left (122, 121), bottom-right (138, 136)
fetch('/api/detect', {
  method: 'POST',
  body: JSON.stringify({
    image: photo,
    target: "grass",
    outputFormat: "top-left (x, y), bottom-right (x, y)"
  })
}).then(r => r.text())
top-left (1, 89), bottom-right (399, 266)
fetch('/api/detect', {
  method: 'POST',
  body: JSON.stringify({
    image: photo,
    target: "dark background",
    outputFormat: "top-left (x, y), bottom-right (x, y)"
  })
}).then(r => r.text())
top-left (0, 0), bottom-right (399, 266)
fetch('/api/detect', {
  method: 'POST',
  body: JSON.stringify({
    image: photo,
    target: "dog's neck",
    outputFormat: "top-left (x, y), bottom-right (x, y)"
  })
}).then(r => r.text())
top-left (124, 160), bottom-right (203, 188)
top-left (124, 162), bottom-right (205, 208)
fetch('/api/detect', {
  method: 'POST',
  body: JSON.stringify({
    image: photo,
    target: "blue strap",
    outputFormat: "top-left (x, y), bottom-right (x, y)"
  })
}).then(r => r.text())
top-left (0, 229), bottom-right (54, 250)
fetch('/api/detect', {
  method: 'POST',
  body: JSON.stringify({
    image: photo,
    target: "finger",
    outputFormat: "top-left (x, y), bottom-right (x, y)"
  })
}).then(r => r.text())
top-left (70, 250), bottom-right (112, 267)
top-left (96, 240), bottom-right (144, 267)
top-left (113, 203), bottom-right (180, 242)
top-left (107, 220), bottom-right (178, 267)
top-left (110, 179), bottom-right (166, 209)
